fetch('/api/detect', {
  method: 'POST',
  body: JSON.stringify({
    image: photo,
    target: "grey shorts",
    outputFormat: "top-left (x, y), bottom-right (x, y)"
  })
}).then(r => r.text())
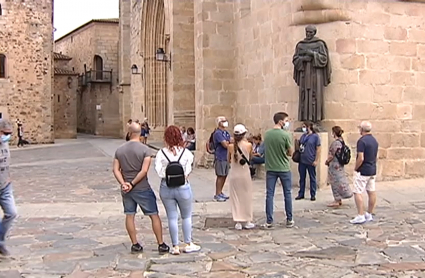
top-left (215, 160), bottom-right (229, 177)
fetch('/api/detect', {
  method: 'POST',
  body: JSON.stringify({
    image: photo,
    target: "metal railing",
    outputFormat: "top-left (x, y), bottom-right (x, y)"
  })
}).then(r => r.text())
top-left (85, 70), bottom-right (113, 83)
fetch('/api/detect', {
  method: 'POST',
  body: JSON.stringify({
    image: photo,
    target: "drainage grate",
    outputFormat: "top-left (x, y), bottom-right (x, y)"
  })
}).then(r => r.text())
top-left (204, 217), bottom-right (234, 228)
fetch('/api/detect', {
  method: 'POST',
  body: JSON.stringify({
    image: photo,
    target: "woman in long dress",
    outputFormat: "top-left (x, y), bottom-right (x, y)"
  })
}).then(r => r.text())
top-left (227, 124), bottom-right (255, 230)
top-left (325, 126), bottom-right (352, 207)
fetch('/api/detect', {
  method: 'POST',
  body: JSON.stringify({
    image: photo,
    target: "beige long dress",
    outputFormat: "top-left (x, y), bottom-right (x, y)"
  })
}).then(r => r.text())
top-left (229, 142), bottom-right (253, 222)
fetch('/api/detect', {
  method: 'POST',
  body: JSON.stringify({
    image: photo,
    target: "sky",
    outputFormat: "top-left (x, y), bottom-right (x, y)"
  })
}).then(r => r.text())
top-left (54, 0), bottom-right (119, 39)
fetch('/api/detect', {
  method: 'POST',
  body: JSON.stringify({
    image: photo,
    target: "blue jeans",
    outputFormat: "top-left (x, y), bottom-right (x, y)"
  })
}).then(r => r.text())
top-left (0, 183), bottom-right (17, 245)
top-left (159, 180), bottom-right (193, 246)
top-left (251, 156), bottom-right (265, 165)
top-left (265, 171), bottom-right (292, 224)
top-left (298, 163), bottom-right (317, 198)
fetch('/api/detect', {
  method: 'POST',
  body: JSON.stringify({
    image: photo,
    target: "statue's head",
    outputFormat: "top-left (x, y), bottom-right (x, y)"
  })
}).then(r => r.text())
top-left (305, 25), bottom-right (317, 40)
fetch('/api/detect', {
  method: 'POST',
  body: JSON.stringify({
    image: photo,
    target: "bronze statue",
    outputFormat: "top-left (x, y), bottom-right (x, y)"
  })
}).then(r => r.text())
top-left (293, 25), bottom-right (332, 123)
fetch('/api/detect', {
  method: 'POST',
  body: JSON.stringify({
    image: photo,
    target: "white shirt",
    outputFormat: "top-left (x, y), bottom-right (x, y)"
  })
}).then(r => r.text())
top-left (155, 147), bottom-right (194, 179)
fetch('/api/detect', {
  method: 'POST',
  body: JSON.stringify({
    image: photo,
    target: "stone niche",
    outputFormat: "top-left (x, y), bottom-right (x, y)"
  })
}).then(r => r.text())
top-left (291, 0), bottom-right (351, 26)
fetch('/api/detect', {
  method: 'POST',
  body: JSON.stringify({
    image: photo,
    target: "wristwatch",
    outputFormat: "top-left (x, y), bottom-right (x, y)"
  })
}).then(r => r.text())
top-left (129, 181), bottom-right (134, 187)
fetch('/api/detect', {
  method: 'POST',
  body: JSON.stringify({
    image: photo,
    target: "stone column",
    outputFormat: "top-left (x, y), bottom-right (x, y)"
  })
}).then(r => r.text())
top-left (194, 0), bottom-right (236, 166)
top-left (119, 0), bottom-right (132, 137)
top-left (168, 0), bottom-right (196, 129)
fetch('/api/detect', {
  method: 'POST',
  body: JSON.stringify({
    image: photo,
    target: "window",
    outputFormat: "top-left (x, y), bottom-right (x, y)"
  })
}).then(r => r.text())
top-left (0, 54), bottom-right (6, 78)
top-left (0, 4), bottom-right (2, 16)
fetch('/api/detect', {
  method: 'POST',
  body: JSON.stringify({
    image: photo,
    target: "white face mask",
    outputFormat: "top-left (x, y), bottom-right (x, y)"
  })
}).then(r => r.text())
top-left (222, 121), bottom-right (229, 128)
top-left (282, 122), bottom-right (289, 130)
top-left (302, 127), bottom-right (307, 133)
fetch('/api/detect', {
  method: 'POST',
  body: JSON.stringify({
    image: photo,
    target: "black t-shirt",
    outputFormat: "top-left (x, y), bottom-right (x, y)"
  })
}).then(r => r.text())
top-left (356, 134), bottom-right (379, 176)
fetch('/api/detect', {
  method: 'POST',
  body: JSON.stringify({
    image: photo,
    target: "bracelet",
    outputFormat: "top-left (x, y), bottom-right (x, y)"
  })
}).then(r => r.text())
top-left (130, 181), bottom-right (134, 187)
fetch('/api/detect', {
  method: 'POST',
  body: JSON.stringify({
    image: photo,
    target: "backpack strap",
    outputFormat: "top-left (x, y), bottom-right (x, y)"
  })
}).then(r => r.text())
top-left (177, 148), bottom-right (185, 163)
top-left (161, 149), bottom-right (171, 163)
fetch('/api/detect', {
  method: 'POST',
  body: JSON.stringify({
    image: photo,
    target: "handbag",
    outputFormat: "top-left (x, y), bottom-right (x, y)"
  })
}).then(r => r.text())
top-left (292, 150), bottom-right (300, 163)
top-left (237, 146), bottom-right (256, 176)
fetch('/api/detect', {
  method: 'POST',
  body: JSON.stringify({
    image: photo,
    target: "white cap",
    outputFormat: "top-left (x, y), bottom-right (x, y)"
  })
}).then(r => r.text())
top-left (234, 124), bottom-right (247, 135)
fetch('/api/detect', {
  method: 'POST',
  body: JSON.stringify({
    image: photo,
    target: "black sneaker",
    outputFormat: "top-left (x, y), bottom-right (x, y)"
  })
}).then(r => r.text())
top-left (131, 243), bottom-right (143, 254)
top-left (0, 245), bottom-right (9, 256)
top-left (310, 196), bottom-right (316, 201)
top-left (295, 196), bottom-right (304, 200)
top-left (158, 242), bottom-right (170, 253)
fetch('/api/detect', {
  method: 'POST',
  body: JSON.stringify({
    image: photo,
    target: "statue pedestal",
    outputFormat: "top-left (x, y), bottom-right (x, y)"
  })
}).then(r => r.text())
top-left (290, 132), bottom-right (329, 189)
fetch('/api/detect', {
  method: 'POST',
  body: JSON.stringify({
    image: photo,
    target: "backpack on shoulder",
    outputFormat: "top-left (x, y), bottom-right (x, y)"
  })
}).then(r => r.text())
top-left (206, 130), bottom-right (216, 154)
top-left (161, 149), bottom-right (186, 187)
top-left (335, 140), bottom-right (351, 165)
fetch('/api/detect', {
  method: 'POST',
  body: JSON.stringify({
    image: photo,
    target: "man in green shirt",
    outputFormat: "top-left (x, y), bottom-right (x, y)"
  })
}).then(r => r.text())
top-left (262, 112), bottom-right (294, 228)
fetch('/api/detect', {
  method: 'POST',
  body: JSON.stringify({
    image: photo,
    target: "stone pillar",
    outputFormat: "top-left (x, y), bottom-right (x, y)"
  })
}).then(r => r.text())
top-left (194, 0), bottom-right (236, 166)
top-left (168, 0), bottom-right (196, 129)
top-left (291, 132), bottom-right (329, 189)
top-left (119, 0), bottom-right (132, 137)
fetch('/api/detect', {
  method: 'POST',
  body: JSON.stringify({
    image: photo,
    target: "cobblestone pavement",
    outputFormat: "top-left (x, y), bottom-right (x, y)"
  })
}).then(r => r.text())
top-left (2, 137), bottom-right (425, 278)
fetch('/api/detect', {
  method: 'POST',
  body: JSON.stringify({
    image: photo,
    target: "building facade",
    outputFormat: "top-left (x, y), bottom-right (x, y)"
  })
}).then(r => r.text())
top-left (55, 19), bottom-right (122, 137)
top-left (0, 0), bottom-right (54, 143)
top-left (120, 0), bottom-right (425, 181)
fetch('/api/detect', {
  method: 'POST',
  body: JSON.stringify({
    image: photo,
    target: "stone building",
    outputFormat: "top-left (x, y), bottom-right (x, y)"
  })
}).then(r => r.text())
top-left (0, 0), bottom-right (54, 143)
top-left (55, 19), bottom-right (122, 137)
top-left (120, 0), bottom-right (425, 181)
top-left (53, 52), bottom-right (78, 139)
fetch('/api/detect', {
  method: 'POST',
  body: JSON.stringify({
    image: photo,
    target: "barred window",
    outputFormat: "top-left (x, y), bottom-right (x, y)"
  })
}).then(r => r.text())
top-left (0, 54), bottom-right (5, 78)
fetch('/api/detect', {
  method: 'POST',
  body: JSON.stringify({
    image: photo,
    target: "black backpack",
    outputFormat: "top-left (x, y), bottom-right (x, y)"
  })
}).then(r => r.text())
top-left (335, 140), bottom-right (351, 165)
top-left (206, 130), bottom-right (216, 154)
top-left (161, 149), bottom-right (186, 187)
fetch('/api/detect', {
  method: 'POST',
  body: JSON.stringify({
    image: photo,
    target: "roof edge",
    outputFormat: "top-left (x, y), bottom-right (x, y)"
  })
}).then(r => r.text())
top-left (54, 18), bottom-right (119, 43)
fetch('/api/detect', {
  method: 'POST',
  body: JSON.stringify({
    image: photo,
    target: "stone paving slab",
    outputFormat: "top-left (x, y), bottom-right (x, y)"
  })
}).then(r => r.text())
top-left (4, 137), bottom-right (425, 277)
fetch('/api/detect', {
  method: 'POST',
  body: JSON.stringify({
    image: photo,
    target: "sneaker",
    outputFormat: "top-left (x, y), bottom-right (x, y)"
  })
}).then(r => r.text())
top-left (310, 196), bottom-right (316, 201)
top-left (171, 246), bottom-right (180, 255)
top-left (184, 242), bottom-right (201, 253)
top-left (131, 243), bottom-right (143, 254)
top-left (244, 222), bottom-right (255, 229)
top-left (235, 222), bottom-right (243, 230)
top-left (260, 223), bottom-right (273, 229)
top-left (365, 212), bottom-right (374, 222)
top-left (0, 245), bottom-right (10, 257)
top-left (295, 196), bottom-right (304, 200)
top-left (158, 242), bottom-right (170, 253)
top-left (286, 219), bottom-right (295, 228)
top-left (219, 193), bottom-right (229, 200)
top-left (214, 195), bottom-right (226, 202)
top-left (350, 215), bottom-right (366, 224)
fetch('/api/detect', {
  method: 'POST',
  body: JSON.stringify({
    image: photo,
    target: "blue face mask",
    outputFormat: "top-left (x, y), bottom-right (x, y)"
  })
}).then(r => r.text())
top-left (1, 134), bottom-right (11, 143)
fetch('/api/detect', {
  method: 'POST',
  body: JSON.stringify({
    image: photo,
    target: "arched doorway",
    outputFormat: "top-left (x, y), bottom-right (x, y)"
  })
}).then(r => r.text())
top-left (141, 0), bottom-right (167, 128)
top-left (93, 55), bottom-right (103, 80)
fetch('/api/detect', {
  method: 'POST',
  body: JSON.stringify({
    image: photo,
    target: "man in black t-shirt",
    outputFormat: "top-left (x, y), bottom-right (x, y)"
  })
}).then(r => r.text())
top-left (350, 121), bottom-right (379, 224)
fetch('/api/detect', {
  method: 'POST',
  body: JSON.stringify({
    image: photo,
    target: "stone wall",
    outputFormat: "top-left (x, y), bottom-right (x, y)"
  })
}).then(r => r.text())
top-left (53, 74), bottom-right (77, 139)
top-left (0, 0), bottom-right (53, 144)
top-left (55, 21), bottom-right (121, 137)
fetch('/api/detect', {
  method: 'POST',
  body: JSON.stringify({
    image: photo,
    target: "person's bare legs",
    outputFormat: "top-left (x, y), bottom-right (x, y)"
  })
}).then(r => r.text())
top-left (353, 193), bottom-right (364, 215)
top-left (125, 214), bottom-right (138, 244)
top-left (149, 214), bottom-right (164, 244)
top-left (367, 190), bottom-right (377, 214)
top-left (215, 176), bottom-right (226, 196)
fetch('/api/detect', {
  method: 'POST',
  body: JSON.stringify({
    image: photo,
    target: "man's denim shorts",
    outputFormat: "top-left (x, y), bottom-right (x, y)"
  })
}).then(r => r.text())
top-left (122, 188), bottom-right (159, 215)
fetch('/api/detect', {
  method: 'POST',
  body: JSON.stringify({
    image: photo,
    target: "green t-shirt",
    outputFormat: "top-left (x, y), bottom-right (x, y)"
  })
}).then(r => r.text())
top-left (264, 128), bottom-right (292, 172)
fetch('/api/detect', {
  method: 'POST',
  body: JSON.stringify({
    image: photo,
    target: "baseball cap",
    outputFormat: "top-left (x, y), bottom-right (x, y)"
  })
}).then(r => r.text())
top-left (234, 124), bottom-right (247, 135)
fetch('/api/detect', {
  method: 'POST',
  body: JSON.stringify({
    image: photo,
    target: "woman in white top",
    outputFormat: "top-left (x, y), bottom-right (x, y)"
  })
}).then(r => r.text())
top-left (155, 125), bottom-right (201, 255)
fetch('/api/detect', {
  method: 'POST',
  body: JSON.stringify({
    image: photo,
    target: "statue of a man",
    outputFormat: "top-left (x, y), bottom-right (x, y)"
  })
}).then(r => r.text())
top-left (293, 25), bottom-right (332, 123)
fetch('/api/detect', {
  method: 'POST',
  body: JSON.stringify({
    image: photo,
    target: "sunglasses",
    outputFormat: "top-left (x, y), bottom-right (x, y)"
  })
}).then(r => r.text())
top-left (2, 132), bottom-right (12, 136)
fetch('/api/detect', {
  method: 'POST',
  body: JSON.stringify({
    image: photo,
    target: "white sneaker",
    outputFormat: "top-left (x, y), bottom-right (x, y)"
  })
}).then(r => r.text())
top-left (350, 215), bottom-right (366, 224)
top-left (184, 242), bottom-right (201, 253)
top-left (171, 246), bottom-right (180, 255)
top-left (244, 222), bottom-right (255, 229)
top-left (365, 212), bottom-right (373, 222)
top-left (235, 223), bottom-right (242, 230)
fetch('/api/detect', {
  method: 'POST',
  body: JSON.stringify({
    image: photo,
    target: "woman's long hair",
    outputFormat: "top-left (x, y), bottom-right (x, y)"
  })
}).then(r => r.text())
top-left (233, 133), bottom-right (246, 163)
top-left (303, 121), bottom-right (316, 134)
top-left (332, 126), bottom-right (344, 138)
top-left (164, 125), bottom-right (184, 151)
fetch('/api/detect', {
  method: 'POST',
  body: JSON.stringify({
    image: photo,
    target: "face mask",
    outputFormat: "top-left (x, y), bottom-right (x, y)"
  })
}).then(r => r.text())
top-left (222, 121), bottom-right (229, 128)
top-left (1, 134), bottom-right (11, 143)
top-left (302, 127), bottom-right (307, 133)
top-left (281, 122), bottom-right (289, 130)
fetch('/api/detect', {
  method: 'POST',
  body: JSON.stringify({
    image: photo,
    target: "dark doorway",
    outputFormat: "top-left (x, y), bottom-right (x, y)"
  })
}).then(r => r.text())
top-left (94, 55), bottom-right (103, 80)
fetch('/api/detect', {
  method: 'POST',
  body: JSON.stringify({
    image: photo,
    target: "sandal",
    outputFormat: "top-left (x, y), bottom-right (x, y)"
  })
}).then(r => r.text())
top-left (327, 201), bottom-right (342, 208)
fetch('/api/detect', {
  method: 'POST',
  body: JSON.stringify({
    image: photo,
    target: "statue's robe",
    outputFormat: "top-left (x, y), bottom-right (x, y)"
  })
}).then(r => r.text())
top-left (293, 37), bottom-right (332, 122)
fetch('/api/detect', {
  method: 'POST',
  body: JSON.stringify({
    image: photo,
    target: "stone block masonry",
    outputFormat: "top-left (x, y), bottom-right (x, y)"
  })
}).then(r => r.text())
top-left (0, 0), bottom-right (54, 144)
